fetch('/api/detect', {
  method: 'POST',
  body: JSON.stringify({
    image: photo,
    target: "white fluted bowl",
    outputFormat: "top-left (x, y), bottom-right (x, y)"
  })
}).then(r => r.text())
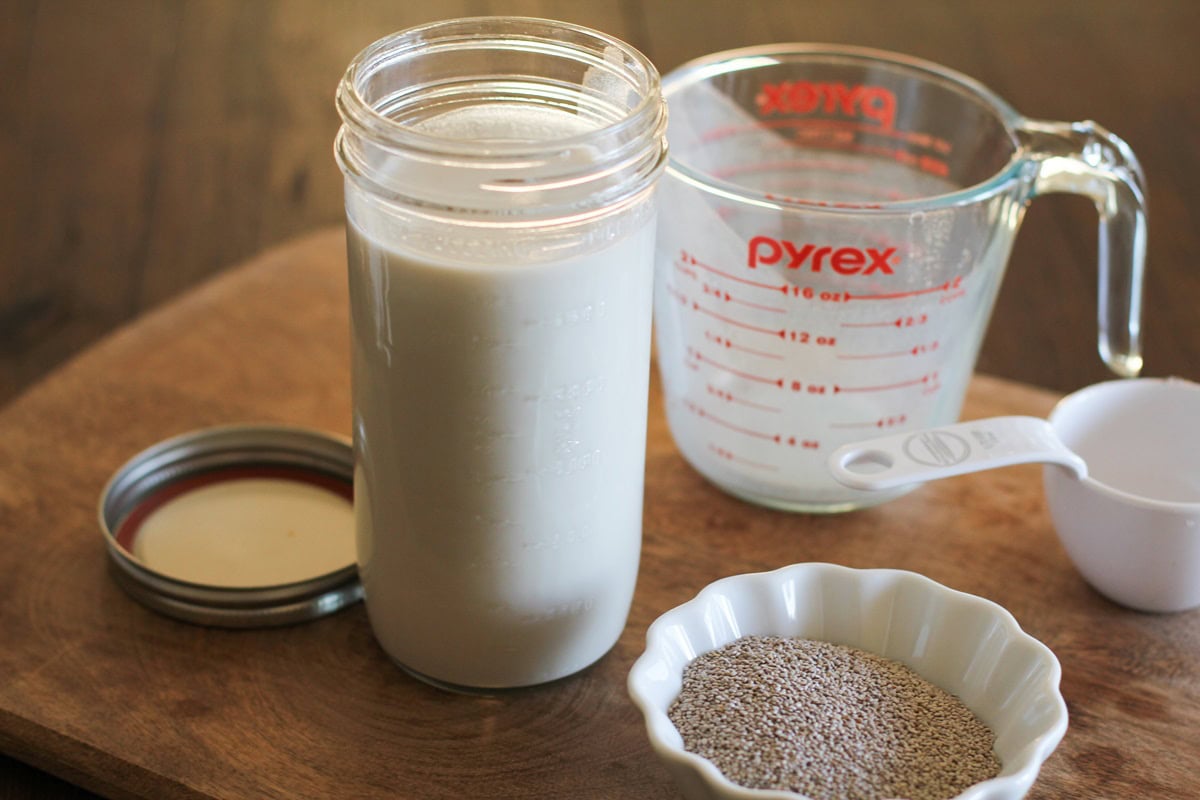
top-left (628, 563), bottom-right (1068, 800)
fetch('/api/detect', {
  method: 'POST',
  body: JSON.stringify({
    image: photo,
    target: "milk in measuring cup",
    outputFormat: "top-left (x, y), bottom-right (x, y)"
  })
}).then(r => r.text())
top-left (346, 105), bottom-right (656, 688)
top-left (655, 165), bottom-right (1016, 511)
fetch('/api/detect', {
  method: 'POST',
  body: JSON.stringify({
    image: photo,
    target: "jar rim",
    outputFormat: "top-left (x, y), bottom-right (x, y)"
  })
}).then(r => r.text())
top-left (335, 16), bottom-right (664, 160)
top-left (334, 17), bottom-right (668, 223)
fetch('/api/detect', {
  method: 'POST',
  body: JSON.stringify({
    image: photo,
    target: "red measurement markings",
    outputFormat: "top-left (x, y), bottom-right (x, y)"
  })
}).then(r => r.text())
top-left (679, 251), bottom-right (792, 295)
top-left (684, 399), bottom-right (775, 441)
top-left (789, 331), bottom-right (837, 346)
top-left (940, 285), bottom-right (967, 304)
top-left (685, 400), bottom-right (815, 447)
top-left (700, 119), bottom-right (952, 155)
top-left (692, 301), bottom-right (786, 338)
top-left (704, 331), bottom-right (783, 360)
top-left (831, 414), bottom-right (910, 430)
top-left (707, 444), bottom-right (779, 472)
top-left (794, 280), bottom-right (964, 305)
top-left (764, 193), bottom-right (889, 210)
top-left (687, 347), bottom-right (783, 387)
top-left (672, 259), bottom-right (699, 281)
top-left (664, 283), bottom-right (688, 305)
top-left (841, 314), bottom-right (930, 329)
top-left (706, 383), bottom-right (782, 413)
top-left (833, 373), bottom-right (936, 393)
top-left (710, 156), bottom-right (870, 177)
top-left (837, 340), bottom-right (939, 360)
top-left (796, 287), bottom-right (850, 303)
top-left (847, 276), bottom-right (964, 302)
top-left (910, 341), bottom-right (939, 356)
top-left (702, 283), bottom-right (787, 314)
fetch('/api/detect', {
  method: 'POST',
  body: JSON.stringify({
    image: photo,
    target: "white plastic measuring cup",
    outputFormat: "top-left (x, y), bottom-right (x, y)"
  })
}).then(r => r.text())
top-left (653, 45), bottom-right (1147, 513)
top-left (829, 378), bottom-right (1200, 613)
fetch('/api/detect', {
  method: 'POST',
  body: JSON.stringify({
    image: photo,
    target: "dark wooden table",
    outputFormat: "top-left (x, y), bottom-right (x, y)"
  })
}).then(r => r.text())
top-left (2, 228), bottom-right (1197, 800)
top-left (2, 2), bottom-right (1198, 798)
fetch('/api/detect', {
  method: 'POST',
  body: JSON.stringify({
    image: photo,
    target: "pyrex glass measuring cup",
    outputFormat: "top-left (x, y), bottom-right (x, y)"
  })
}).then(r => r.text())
top-left (653, 45), bottom-right (1147, 512)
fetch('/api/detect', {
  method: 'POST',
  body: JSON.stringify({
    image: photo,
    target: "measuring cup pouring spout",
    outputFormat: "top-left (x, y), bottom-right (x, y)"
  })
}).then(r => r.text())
top-left (650, 44), bottom-right (1149, 512)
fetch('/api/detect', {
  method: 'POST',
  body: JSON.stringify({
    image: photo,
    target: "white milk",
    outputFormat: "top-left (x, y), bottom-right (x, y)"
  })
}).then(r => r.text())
top-left (653, 163), bottom-right (1013, 511)
top-left (346, 104), bottom-right (656, 688)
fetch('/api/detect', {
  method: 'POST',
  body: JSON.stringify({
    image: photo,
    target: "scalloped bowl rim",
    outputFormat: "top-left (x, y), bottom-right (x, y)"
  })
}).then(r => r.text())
top-left (627, 562), bottom-right (1069, 800)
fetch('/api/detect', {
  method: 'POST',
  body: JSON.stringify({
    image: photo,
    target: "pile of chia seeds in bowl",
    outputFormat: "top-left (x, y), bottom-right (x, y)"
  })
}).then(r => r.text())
top-left (667, 635), bottom-right (1001, 800)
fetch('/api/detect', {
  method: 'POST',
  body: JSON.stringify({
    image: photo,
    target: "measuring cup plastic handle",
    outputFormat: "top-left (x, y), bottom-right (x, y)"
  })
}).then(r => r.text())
top-left (827, 416), bottom-right (1087, 491)
top-left (1018, 119), bottom-right (1148, 378)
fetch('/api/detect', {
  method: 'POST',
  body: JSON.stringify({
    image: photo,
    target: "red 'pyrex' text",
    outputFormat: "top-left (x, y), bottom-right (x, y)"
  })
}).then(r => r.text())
top-left (756, 81), bottom-right (897, 131)
top-left (748, 236), bottom-right (896, 275)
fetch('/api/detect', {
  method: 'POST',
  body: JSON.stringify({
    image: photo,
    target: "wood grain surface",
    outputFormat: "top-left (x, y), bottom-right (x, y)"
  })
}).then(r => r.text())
top-left (2, 0), bottom-right (1199, 412)
top-left (0, 228), bottom-right (1197, 800)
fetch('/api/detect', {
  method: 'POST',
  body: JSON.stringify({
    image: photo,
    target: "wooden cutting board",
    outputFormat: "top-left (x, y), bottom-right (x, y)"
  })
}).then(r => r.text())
top-left (1, 228), bottom-right (1196, 799)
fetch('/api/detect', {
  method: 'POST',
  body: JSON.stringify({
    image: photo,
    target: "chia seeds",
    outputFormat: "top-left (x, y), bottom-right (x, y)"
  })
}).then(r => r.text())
top-left (667, 636), bottom-right (1001, 800)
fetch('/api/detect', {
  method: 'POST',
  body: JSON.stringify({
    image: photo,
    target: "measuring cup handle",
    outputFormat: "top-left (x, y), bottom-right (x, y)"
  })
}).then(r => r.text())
top-left (1018, 119), bottom-right (1148, 378)
top-left (827, 416), bottom-right (1088, 491)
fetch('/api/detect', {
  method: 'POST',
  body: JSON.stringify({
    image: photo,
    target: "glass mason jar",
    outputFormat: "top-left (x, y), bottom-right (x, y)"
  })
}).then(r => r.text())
top-left (335, 17), bottom-right (667, 689)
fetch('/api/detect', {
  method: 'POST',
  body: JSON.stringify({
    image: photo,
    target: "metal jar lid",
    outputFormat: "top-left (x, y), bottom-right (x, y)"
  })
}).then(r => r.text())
top-left (98, 424), bottom-right (362, 627)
